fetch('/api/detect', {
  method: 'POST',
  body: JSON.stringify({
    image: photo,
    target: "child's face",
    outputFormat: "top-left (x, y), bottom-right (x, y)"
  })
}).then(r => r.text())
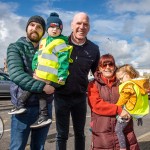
top-left (47, 26), bottom-right (61, 37)
top-left (116, 71), bottom-right (131, 83)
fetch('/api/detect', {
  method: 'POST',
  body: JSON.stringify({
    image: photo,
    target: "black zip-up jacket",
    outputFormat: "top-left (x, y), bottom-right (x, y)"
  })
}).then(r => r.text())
top-left (55, 36), bottom-right (100, 95)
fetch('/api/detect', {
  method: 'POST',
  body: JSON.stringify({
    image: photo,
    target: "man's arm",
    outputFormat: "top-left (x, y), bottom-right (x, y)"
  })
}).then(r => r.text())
top-left (7, 43), bottom-right (46, 93)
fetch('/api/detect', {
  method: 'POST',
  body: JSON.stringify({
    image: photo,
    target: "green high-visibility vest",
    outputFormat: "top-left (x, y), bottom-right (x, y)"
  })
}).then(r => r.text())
top-left (119, 81), bottom-right (149, 117)
top-left (36, 38), bottom-right (73, 85)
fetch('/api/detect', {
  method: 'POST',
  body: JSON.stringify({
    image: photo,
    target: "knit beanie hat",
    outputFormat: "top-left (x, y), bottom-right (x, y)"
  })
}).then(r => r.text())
top-left (26, 15), bottom-right (46, 35)
top-left (46, 12), bottom-right (63, 31)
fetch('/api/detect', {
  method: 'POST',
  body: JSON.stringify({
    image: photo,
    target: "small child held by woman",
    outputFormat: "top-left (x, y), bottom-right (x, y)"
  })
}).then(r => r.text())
top-left (115, 64), bottom-right (149, 150)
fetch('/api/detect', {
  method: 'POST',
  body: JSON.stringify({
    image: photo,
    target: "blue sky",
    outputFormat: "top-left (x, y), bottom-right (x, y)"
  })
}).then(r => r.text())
top-left (0, 0), bottom-right (150, 68)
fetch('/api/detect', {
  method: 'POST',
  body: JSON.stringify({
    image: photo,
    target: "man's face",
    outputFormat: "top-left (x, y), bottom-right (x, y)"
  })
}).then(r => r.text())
top-left (27, 22), bottom-right (44, 43)
top-left (71, 13), bottom-right (90, 40)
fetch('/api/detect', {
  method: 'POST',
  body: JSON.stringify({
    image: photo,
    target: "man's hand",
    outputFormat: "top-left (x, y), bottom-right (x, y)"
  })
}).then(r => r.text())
top-left (120, 109), bottom-right (131, 120)
top-left (43, 84), bottom-right (55, 94)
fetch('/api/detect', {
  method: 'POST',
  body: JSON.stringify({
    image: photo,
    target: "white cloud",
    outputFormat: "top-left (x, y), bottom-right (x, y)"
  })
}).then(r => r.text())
top-left (108, 0), bottom-right (150, 14)
top-left (0, 2), bottom-right (27, 68)
top-left (0, 0), bottom-right (150, 70)
top-left (90, 0), bottom-right (150, 68)
top-left (0, 20), bottom-right (8, 41)
top-left (0, 1), bottom-right (74, 68)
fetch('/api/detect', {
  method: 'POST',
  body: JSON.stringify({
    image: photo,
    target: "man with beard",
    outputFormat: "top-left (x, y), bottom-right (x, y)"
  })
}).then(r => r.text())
top-left (7, 15), bottom-right (54, 150)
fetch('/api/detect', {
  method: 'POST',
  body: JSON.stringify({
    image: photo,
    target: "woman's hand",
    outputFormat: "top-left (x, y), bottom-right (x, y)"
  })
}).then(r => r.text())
top-left (120, 109), bottom-right (131, 120)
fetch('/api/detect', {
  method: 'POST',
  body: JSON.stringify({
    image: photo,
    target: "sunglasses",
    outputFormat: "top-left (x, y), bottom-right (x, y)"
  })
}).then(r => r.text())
top-left (100, 62), bottom-right (114, 69)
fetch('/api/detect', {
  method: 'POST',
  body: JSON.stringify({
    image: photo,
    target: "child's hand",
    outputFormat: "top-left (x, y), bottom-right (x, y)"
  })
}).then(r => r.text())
top-left (117, 116), bottom-right (130, 123)
top-left (117, 116), bottom-right (124, 123)
top-left (58, 77), bottom-right (65, 85)
top-left (120, 109), bottom-right (131, 120)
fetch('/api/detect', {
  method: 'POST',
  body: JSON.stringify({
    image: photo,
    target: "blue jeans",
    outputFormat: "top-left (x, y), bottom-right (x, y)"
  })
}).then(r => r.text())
top-left (10, 103), bottom-right (52, 150)
top-left (54, 93), bottom-right (87, 150)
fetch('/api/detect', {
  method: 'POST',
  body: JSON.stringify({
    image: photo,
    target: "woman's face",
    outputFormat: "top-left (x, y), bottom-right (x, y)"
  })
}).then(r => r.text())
top-left (99, 61), bottom-right (116, 78)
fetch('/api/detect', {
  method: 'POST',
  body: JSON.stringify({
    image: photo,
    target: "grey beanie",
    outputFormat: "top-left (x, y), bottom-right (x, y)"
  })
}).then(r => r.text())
top-left (26, 15), bottom-right (46, 35)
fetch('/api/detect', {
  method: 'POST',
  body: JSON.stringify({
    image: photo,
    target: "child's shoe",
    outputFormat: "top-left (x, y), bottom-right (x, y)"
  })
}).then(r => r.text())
top-left (30, 115), bottom-right (52, 128)
top-left (8, 106), bottom-right (27, 115)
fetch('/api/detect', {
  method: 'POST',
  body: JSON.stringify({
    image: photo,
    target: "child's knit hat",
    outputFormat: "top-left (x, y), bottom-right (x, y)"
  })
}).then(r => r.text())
top-left (46, 12), bottom-right (63, 31)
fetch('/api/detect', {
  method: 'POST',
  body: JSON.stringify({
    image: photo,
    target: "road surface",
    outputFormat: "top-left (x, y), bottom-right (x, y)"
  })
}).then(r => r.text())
top-left (0, 99), bottom-right (150, 150)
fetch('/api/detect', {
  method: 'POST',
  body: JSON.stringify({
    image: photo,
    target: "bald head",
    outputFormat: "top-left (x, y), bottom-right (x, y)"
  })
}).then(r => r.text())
top-left (71, 12), bottom-right (90, 44)
top-left (72, 12), bottom-right (90, 23)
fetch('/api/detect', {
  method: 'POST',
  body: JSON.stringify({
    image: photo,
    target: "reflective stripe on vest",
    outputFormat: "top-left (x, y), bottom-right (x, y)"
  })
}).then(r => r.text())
top-left (36, 38), bottom-right (72, 84)
top-left (119, 81), bottom-right (149, 117)
top-left (38, 65), bottom-right (58, 76)
top-left (42, 53), bottom-right (58, 62)
top-left (54, 43), bottom-right (67, 53)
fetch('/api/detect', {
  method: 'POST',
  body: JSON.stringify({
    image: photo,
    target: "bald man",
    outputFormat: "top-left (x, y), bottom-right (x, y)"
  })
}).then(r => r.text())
top-left (54, 12), bottom-right (100, 150)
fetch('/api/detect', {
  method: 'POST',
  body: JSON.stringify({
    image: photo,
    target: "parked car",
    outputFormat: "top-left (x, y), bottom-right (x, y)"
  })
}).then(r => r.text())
top-left (0, 72), bottom-right (11, 98)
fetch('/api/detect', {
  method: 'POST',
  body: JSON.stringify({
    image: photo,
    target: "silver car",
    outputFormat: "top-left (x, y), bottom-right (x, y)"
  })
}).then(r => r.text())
top-left (0, 72), bottom-right (11, 98)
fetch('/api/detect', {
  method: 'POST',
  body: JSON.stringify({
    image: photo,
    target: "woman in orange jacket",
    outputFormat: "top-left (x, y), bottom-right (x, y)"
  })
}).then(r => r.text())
top-left (88, 54), bottom-right (139, 150)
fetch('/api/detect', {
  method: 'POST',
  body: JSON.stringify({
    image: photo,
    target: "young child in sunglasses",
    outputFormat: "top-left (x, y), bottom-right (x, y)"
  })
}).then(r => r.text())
top-left (8, 12), bottom-right (73, 128)
top-left (115, 64), bottom-right (149, 150)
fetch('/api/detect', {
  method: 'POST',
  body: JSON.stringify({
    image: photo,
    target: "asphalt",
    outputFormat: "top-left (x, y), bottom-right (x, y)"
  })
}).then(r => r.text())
top-left (1, 100), bottom-right (150, 150)
top-left (25, 117), bottom-right (150, 150)
top-left (137, 132), bottom-right (150, 150)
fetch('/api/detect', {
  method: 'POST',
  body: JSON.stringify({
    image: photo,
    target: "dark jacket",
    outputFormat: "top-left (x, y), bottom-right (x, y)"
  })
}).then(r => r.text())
top-left (88, 73), bottom-right (140, 150)
top-left (55, 36), bottom-right (100, 95)
top-left (7, 37), bottom-right (50, 106)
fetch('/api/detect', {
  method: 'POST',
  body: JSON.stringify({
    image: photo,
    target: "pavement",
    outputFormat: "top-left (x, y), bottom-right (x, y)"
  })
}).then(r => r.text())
top-left (26, 116), bottom-right (150, 150)
top-left (137, 132), bottom-right (150, 150)
top-left (1, 100), bottom-right (150, 150)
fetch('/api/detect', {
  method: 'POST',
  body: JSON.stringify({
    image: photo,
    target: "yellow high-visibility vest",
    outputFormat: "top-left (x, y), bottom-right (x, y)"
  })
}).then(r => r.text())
top-left (119, 81), bottom-right (149, 117)
top-left (36, 38), bottom-right (73, 84)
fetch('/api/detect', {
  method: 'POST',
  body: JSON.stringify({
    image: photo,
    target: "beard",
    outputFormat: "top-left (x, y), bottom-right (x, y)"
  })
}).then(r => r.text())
top-left (27, 31), bottom-right (42, 43)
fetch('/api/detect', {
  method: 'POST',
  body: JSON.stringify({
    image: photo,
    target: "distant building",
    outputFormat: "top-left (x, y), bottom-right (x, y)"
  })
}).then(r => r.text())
top-left (4, 58), bottom-right (8, 73)
top-left (136, 68), bottom-right (150, 76)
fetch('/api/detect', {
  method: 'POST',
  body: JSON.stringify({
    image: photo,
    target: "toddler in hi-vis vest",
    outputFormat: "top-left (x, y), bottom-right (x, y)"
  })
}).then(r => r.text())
top-left (115, 64), bottom-right (149, 150)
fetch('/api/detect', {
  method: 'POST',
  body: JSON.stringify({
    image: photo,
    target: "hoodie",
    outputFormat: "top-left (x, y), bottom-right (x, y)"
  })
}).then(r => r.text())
top-left (116, 77), bottom-right (149, 116)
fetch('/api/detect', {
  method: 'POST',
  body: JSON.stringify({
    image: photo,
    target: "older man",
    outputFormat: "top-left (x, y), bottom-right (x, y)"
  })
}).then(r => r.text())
top-left (54, 12), bottom-right (100, 150)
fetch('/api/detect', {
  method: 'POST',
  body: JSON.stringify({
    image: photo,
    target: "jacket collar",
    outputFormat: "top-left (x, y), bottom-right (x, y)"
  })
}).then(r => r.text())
top-left (94, 71), bottom-right (119, 87)
top-left (69, 34), bottom-right (88, 46)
